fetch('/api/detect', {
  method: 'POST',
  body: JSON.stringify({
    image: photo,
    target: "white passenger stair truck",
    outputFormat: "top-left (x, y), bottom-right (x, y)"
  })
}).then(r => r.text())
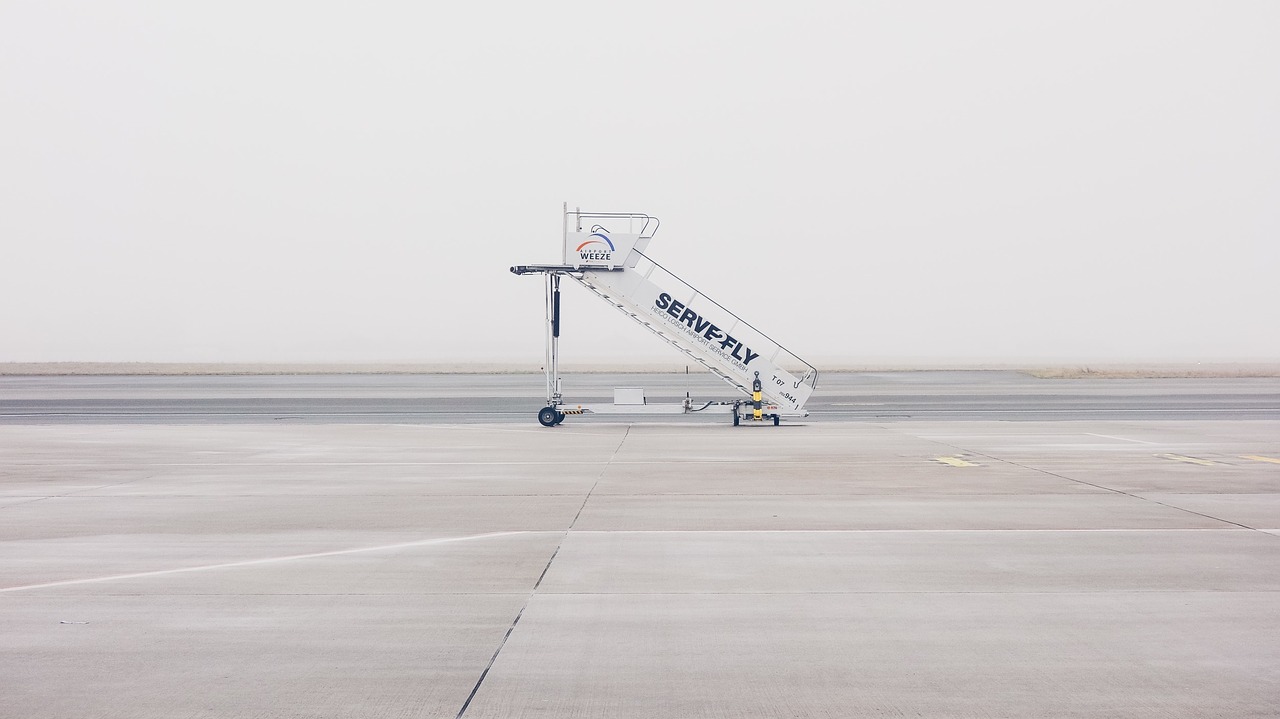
top-left (510, 206), bottom-right (818, 427)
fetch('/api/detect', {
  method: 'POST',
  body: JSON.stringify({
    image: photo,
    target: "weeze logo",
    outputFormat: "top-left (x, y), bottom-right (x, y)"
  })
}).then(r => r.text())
top-left (576, 233), bottom-right (615, 262)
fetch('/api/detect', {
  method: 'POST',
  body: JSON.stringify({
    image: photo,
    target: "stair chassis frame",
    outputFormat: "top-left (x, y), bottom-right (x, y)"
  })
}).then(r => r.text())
top-left (513, 207), bottom-right (815, 427)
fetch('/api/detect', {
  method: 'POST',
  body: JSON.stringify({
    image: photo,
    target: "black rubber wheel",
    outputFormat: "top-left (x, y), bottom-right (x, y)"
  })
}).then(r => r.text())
top-left (538, 407), bottom-right (558, 427)
top-left (733, 411), bottom-right (740, 426)
top-left (553, 411), bottom-right (566, 425)
top-left (772, 415), bottom-right (780, 426)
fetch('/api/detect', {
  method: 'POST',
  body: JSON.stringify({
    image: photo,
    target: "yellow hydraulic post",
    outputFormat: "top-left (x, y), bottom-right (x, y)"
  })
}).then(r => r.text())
top-left (752, 371), bottom-right (763, 421)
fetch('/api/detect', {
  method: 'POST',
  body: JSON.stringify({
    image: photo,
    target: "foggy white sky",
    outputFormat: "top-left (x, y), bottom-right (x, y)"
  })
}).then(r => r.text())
top-left (2, 2), bottom-right (1277, 365)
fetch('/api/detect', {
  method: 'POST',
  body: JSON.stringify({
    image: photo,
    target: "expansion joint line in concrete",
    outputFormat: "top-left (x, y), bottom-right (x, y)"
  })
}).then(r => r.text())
top-left (455, 424), bottom-right (632, 719)
top-left (568, 424), bottom-right (631, 531)
top-left (0, 474), bottom-right (157, 511)
top-left (924, 438), bottom-right (1268, 535)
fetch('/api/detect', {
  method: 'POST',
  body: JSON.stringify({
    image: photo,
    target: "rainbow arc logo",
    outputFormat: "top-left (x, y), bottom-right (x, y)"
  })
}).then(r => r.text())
top-left (575, 233), bottom-right (615, 262)
top-left (575, 233), bottom-right (615, 252)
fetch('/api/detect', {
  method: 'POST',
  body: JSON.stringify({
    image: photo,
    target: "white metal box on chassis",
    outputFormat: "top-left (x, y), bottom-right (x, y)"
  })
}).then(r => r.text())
top-left (564, 231), bottom-right (650, 269)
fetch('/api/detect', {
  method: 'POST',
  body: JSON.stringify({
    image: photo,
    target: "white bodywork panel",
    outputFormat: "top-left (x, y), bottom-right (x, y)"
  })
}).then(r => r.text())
top-left (564, 232), bottom-right (649, 269)
top-left (613, 388), bottom-right (646, 405)
top-left (573, 257), bottom-right (814, 413)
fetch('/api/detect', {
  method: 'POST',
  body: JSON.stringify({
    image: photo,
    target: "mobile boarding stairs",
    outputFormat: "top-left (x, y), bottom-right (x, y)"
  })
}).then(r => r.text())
top-left (511, 207), bottom-right (818, 427)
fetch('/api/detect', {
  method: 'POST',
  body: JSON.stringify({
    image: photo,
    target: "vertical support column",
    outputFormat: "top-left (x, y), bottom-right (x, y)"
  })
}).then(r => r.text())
top-left (752, 371), bottom-right (763, 421)
top-left (544, 273), bottom-right (555, 405)
top-left (552, 200), bottom-right (568, 406)
top-left (549, 273), bottom-right (562, 406)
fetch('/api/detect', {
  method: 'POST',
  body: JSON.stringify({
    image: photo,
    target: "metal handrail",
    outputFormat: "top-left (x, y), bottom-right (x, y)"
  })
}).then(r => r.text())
top-left (629, 250), bottom-right (818, 393)
top-left (566, 209), bottom-right (660, 238)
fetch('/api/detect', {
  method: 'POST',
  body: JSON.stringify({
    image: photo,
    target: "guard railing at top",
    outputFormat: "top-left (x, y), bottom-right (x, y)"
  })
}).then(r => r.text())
top-left (566, 209), bottom-right (660, 239)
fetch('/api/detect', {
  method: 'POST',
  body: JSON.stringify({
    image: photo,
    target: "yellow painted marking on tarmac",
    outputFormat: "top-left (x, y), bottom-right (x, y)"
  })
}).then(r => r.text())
top-left (1156, 453), bottom-right (1216, 466)
top-left (935, 456), bottom-right (977, 467)
top-left (1241, 455), bottom-right (1280, 464)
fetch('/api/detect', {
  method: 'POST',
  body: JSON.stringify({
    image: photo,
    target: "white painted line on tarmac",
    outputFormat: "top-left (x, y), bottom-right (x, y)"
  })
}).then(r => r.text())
top-left (1156, 453), bottom-right (1218, 466)
top-left (567, 528), bottom-right (1254, 534)
top-left (0, 531), bottom-right (525, 594)
top-left (1, 461), bottom-right (633, 467)
top-left (822, 408), bottom-right (1280, 414)
top-left (398, 424), bottom-right (627, 436)
top-left (1085, 433), bottom-right (1160, 445)
top-left (4, 409), bottom-right (1280, 419)
top-left (919, 434), bottom-right (1095, 438)
top-left (0, 459), bottom-right (973, 467)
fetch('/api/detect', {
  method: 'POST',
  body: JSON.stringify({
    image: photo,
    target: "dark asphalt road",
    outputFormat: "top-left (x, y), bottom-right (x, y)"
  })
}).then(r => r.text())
top-left (2, 372), bottom-right (1279, 424)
